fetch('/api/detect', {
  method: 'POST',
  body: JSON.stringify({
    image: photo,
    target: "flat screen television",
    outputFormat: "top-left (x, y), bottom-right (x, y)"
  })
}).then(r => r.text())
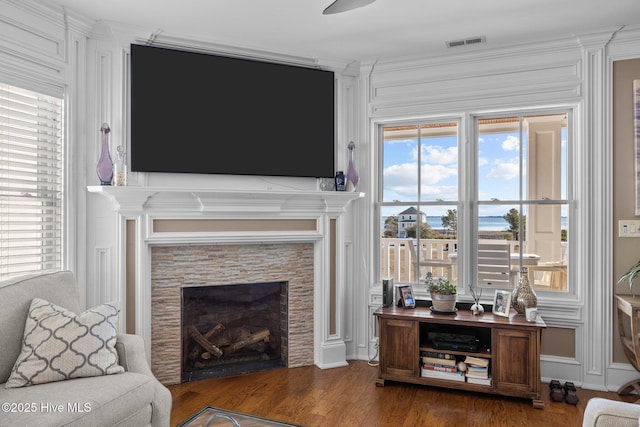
top-left (130, 44), bottom-right (336, 178)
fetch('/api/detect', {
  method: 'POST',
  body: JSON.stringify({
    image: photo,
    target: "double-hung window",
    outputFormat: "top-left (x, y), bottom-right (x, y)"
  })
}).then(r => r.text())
top-left (379, 109), bottom-right (570, 296)
top-left (379, 119), bottom-right (461, 288)
top-left (474, 112), bottom-right (569, 293)
top-left (0, 82), bottom-right (63, 280)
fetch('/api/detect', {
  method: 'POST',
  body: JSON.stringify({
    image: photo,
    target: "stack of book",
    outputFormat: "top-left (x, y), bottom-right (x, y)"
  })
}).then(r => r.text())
top-left (420, 352), bottom-right (465, 382)
top-left (464, 356), bottom-right (491, 385)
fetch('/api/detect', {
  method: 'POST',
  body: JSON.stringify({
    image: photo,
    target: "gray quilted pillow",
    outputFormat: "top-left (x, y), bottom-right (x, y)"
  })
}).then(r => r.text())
top-left (5, 298), bottom-right (124, 388)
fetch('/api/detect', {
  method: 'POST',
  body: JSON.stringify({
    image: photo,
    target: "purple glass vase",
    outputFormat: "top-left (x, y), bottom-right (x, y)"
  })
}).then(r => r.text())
top-left (97, 123), bottom-right (113, 185)
top-left (346, 141), bottom-right (359, 191)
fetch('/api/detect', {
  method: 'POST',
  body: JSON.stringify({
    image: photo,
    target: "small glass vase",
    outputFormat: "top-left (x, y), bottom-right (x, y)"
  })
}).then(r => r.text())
top-left (512, 269), bottom-right (538, 315)
top-left (345, 141), bottom-right (359, 192)
top-left (96, 123), bottom-right (113, 185)
top-left (113, 145), bottom-right (127, 186)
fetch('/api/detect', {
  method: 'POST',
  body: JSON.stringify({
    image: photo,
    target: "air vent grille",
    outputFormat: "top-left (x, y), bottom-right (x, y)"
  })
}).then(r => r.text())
top-left (446, 36), bottom-right (486, 48)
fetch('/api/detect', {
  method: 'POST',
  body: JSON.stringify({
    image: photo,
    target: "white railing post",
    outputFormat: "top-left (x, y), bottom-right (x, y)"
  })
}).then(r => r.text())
top-left (381, 238), bottom-right (458, 283)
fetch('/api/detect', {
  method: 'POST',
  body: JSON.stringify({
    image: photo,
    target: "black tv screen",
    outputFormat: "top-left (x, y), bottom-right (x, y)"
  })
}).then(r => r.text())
top-left (130, 44), bottom-right (335, 178)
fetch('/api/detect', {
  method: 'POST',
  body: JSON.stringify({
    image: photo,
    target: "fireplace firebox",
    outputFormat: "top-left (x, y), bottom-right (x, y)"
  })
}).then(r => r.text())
top-left (181, 282), bottom-right (288, 381)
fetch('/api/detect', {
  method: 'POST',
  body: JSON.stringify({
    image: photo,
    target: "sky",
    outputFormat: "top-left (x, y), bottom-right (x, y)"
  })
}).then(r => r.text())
top-left (381, 126), bottom-right (567, 222)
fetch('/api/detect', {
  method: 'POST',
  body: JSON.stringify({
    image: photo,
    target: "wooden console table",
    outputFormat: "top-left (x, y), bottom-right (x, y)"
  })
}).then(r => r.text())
top-left (616, 294), bottom-right (640, 401)
top-left (374, 306), bottom-right (546, 408)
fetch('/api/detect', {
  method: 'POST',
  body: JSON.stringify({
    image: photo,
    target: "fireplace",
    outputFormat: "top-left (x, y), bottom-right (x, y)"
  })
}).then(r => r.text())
top-left (88, 187), bottom-right (362, 386)
top-left (150, 242), bottom-right (315, 384)
top-left (181, 282), bottom-right (288, 381)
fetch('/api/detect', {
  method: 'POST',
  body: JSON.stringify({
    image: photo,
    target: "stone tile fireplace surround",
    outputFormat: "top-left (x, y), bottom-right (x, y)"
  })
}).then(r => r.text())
top-left (151, 243), bottom-right (314, 384)
top-left (88, 187), bottom-right (362, 385)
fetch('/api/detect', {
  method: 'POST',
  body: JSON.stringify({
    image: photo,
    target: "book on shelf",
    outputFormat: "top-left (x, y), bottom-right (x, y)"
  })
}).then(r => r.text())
top-left (464, 356), bottom-right (489, 367)
top-left (421, 351), bottom-right (456, 360)
top-left (420, 369), bottom-right (466, 382)
top-left (466, 375), bottom-right (492, 386)
top-left (421, 363), bottom-right (457, 373)
top-left (421, 356), bottom-right (457, 366)
top-left (465, 369), bottom-right (489, 379)
top-left (466, 365), bottom-right (489, 373)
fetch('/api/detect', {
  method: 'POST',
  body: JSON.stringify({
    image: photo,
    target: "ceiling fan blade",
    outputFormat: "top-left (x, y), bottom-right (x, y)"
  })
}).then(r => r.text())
top-left (323, 0), bottom-right (376, 15)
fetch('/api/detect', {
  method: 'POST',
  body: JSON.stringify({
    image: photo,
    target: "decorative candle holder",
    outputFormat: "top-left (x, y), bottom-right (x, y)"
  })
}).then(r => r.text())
top-left (335, 171), bottom-right (346, 191)
top-left (113, 145), bottom-right (127, 186)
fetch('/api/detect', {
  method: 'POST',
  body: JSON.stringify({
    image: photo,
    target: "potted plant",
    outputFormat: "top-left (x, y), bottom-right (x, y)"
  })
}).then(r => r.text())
top-left (618, 259), bottom-right (640, 296)
top-left (425, 272), bottom-right (457, 312)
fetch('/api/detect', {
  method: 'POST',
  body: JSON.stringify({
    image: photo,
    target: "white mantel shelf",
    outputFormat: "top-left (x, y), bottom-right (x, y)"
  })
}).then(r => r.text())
top-left (87, 186), bottom-right (364, 214)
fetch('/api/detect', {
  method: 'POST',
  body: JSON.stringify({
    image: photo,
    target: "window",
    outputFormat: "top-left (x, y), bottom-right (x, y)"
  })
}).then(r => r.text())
top-left (475, 113), bottom-right (569, 292)
top-left (379, 110), bottom-right (570, 295)
top-left (0, 83), bottom-right (63, 279)
top-left (379, 120), bottom-right (460, 285)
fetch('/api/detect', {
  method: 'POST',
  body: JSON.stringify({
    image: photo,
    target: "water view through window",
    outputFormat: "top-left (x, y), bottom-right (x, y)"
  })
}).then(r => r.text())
top-left (379, 113), bottom-right (569, 294)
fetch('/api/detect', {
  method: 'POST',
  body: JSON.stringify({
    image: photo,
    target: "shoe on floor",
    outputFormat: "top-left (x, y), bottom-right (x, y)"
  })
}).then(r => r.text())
top-left (549, 380), bottom-right (564, 402)
top-left (564, 381), bottom-right (579, 405)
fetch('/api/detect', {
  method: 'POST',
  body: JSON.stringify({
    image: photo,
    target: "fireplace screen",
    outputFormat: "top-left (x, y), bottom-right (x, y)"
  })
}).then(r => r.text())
top-left (181, 282), bottom-right (287, 381)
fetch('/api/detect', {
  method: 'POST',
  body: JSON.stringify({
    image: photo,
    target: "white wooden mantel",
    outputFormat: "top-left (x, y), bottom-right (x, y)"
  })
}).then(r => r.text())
top-left (87, 185), bottom-right (364, 370)
top-left (87, 186), bottom-right (364, 214)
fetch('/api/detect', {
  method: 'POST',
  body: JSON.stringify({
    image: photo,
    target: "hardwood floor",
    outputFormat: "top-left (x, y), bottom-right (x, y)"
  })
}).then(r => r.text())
top-left (168, 360), bottom-right (637, 427)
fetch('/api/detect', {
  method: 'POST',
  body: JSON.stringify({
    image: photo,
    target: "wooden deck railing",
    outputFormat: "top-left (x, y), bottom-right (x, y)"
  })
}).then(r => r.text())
top-left (380, 238), bottom-right (567, 289)
top-left (380, 238), bottom-right (518, 284)
top-left (380, 238), bottom-right (457, 284)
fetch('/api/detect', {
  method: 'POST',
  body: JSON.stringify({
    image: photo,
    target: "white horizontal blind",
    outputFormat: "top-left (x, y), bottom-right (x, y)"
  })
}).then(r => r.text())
top-left (0, 83), bottom-right (63, 280)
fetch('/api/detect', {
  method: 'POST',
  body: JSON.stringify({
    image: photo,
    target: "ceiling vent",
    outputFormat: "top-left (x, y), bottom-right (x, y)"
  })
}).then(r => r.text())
top-left (446, 36), bottom-right (486, 48)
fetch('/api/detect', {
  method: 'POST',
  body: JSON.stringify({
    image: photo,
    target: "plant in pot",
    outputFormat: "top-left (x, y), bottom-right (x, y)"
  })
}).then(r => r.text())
top-left (425, 272), bottom-right (457, 312)
top-left (618, 259), bottom-right (640, 296)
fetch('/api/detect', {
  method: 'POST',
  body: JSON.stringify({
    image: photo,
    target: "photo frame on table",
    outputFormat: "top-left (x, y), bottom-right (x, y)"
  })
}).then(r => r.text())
top-left (398, 285), bottom-right (416, 309)
top-left (492, 290), bottom-right (511, 317)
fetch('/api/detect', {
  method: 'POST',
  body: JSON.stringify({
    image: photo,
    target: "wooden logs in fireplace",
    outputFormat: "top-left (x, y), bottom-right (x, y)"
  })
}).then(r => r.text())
top-left (187, 322), bottom-right (273, 368)
top-left (188, 325), bottom-right (224, 358)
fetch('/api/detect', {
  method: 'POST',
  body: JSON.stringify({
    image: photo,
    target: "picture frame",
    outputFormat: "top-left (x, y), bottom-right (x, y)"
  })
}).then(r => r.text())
top-left (398, 285), bottom-right (416, 309)
top-left (492, 290), bottom-right (511, 317)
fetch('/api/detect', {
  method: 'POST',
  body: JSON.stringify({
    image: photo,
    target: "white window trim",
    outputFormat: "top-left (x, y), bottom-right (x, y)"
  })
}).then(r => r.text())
top-left (375, 106), bottom-right (579, 312)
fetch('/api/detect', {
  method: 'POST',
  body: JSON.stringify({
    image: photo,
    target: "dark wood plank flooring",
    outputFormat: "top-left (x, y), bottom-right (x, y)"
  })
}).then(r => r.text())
top-left (168, 360), bottom-right (637, 427)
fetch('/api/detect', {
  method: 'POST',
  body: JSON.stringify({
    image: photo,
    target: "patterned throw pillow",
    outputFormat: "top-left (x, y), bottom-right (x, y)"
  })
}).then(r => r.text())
top-left (5, 298), bottom-right (124, 388)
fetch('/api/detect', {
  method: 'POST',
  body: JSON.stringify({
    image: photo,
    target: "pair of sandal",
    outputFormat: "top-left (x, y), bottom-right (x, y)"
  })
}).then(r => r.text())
top-left (549, 380), bottom-right (579, 404)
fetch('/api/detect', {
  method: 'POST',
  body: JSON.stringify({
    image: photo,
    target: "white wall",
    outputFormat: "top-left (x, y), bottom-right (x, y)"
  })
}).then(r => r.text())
top-left (3, 0), bottom-right (640, 391)
top-left (0, 0), bottom-right (92, 304)
top-left (350, 27), bottom-right (640, 392)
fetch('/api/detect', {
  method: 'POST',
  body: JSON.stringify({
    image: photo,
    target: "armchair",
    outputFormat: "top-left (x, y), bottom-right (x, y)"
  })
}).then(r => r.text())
top-left (0, 271), bottom-right (171, 426)
top-left (582, 398), bottom-right (640, 427)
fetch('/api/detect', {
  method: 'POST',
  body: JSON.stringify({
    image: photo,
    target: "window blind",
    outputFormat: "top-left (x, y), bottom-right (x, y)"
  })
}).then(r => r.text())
top-left (0, 82), bottom-right (63, 280)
